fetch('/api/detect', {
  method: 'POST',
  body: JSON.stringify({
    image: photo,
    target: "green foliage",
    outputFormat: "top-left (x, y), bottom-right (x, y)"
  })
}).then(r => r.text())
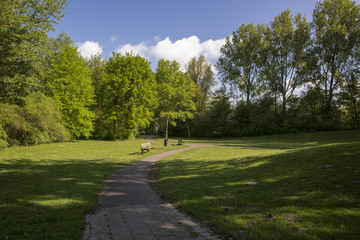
top-left (98, 52), bottom-right (156, 140)
top-left (45, 39), bottom-right (94, 139)
top-left (218, 23), bottom-right (266, 103)
top-left (312, 0), bottom-right (360, 116)
top-left (208, 88), bottom-right (233, 137)
top-left (0, 93), bottom-right (68, 146)
top-left (156, 59), bottom-right (197, 138)
top-left (0, 0), bottom-right (67, 104)
top-left (0, 124), bottom-right (8, 150)
top-left (265, 10), bottom-right (310, 123)
top-left (186, 55), bottom-right (215, 113)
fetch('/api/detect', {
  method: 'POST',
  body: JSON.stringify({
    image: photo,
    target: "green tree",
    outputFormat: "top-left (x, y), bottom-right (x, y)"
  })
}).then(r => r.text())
top-left (0, 0), bottom-right (67, 105)
top-left (89, 54), bottom-right (106, 112)
top-left (100, 52), bottom-right (156, 140)
top-left (340, 71), bottom-right (360, 128)
top-left (45, 37), bottom-right (94, 139)
top-left (186, 55), bottom-right (215, 112)
top-left (218, 23), bottom-right (266, 104)
top-left (156, 59), bottom-right (197, 139)
top-left (312, 0), bottom-right (360, 118)
top-left (208, 88), bottom-right (233, 137)
top-left (265, 10), bottom-right (311, 126)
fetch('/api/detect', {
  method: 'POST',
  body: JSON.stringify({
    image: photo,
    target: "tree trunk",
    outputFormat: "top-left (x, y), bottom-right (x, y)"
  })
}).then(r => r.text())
top-left (113, 119), bottom-right (117, 139)
top-left (165, 118), bottom-right (169, 139)
top-left (186, 121), bottom-right (191, 138)
top-left (353, 99), bottom-right (359, 129)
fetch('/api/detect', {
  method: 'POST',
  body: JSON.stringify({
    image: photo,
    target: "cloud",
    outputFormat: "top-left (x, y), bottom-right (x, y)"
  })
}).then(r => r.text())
top-left (116, 42), bottom-right (148, 57)
top-left (77, 41), bottom-right (103, 59)
top-left (110, 35), bottom-right (119, 42)
top-left (115, 36), bottom-right (226, 68)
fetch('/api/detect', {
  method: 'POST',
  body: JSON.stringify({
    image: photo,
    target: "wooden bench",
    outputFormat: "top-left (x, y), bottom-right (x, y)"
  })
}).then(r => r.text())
top-left (141, 142), bottom-right (155, 154)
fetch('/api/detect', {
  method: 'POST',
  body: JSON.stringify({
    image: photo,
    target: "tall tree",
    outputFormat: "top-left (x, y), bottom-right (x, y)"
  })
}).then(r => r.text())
top-left (89, 54), bottom-right (106, 112)
top-left (217, 23), bottom-right (266, 104)
top-left (0, 0), bottom-right (67, 105)
top-left (45, 35), bottom-right (94, 139)
top-left (186, 55), bottom-right (215, 112)
top-left (100, 52), bottom-right (156, 140)
top-left (156, 59), bottom-right (197, 139)
top-left (341, 70), bottom-right (360, 128)
top-left (312, 0), bottom-right (360, 118)
top-left (265, 10), bottom-right (311, 125)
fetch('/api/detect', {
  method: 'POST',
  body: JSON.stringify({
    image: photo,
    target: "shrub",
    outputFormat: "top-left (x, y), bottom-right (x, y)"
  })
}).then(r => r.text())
top-left (0, 93), bottom-right (68, 146)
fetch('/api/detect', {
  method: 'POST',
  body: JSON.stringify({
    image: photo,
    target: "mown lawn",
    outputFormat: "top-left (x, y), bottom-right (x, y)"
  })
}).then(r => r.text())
top-left (0, 139), bottom-right (181, 240)
top-left (178, 129), bottom-right (360, 149)
top-left (155, 130), bottom-right (360, 240)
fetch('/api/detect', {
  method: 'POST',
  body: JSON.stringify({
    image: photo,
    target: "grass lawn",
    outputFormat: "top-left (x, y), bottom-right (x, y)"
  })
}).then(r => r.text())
top-left (177, 129), bottom-right (360, 149)
top-left (154, 130), bottom-right (360, 240)
top-left (0, 139), bottom-right (182, 240)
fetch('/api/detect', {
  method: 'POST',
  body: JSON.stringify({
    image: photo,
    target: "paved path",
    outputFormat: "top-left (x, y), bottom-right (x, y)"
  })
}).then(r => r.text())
top-left (82, 144), bottom-right (221, 240)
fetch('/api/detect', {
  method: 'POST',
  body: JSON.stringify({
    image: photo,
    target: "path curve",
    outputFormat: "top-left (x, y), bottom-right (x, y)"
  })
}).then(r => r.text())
top-left (82, 144), bottom-right (220, 240)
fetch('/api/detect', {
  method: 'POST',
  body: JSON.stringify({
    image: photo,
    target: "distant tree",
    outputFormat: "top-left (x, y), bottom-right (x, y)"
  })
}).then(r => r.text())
top-left (186, 55), bottom-right (215, 112)
top-left (218, 23), bottom-right (266, 104)
top-left (88, 54), bottom-right (106, 113)
top-left (340, 71), bottom-right (360, 128)
top-left (0, 0), bottom-right (67, 105)
top-left (45, 35), bottom-right (94, 139)
top-left (311, 0), bottom-right (360, 118)
top-left (99, 52), bottom-right (156, 140)
top-left (208, 88), bottom-right (233, 137)
top-left (265, 10), bottom-right (311, 126)
top-left (156, 59), bottom-right (197, 139)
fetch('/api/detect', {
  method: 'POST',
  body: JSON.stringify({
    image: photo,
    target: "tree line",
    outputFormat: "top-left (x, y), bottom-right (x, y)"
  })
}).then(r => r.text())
top-left (1, 0), bottom-right (359, 149)
top-left (210, 0), bottom-right (360, 137)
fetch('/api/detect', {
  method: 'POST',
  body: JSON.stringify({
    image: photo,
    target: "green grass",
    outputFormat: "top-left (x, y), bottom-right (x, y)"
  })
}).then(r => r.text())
top-left (155, 130), bottom-right (360, 240)
top-left (0, 139), bottom-right (182, 240)
top-left (176, 129), bottom-right (360, 149)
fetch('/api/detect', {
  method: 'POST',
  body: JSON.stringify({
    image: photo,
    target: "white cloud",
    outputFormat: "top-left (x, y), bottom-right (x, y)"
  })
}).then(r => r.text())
top-left (115, 36), bottom-right (226, 68)
top-left (116, 42), bottom-right (148, 58)
top-left (77, 41), bottom-right (103, 59)
top-left (110, 35), bottom-right (119, 42)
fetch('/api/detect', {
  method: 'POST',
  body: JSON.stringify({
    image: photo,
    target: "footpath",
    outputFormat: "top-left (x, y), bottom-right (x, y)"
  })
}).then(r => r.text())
top-left (82, 144), bottom-right (221, 240)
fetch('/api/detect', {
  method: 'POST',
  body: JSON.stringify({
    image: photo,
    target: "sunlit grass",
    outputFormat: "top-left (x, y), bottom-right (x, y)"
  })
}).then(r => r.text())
top-left (155, 130), bottom-right (360, 240)
top-left (175, 129), bottom-right (360, 149)
top-left (0, 139), bottom-right (183, 240)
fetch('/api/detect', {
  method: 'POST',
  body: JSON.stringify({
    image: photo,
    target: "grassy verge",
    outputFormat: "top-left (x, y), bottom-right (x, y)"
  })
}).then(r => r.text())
top-left (155, 130), bottom-right (360, 240)
top-left (176, 129), bottom-right (360, 149)
top-left (0, 139), bottom-right (183, 240)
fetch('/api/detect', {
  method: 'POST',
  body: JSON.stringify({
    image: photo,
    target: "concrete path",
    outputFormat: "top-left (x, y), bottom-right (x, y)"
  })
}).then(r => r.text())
top-left (82, 144), bottom-right (221, 240)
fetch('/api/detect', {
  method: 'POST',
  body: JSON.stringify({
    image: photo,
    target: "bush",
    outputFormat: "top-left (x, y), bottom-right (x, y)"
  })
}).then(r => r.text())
top-left (0, 93), bottom-right (68, 146)
top-left (0, 124), bottom-right (8, 150)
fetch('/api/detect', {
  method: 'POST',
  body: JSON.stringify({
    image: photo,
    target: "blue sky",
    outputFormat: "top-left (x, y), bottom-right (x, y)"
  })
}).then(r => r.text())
top-left (51, 0), bottom-right (319, 67)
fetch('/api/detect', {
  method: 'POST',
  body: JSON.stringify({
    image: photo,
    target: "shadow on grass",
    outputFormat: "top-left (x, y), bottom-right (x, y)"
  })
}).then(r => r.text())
top-left (155, 142), bottom-right (360, 240)
top-left (0, 158), bottom-right (130, 240)
top-left (183, 129), bottom-right (360, 149)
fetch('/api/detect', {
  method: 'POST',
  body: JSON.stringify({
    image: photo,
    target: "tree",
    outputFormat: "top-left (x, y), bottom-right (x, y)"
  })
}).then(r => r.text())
top-left (265, 10), bottom-right (311, 126)
top-left (340, 71), bottom-right (360, 128)
top-left (217, 23), bottom-right (266, 104)
top-left (208, 88), bottom-right (233, 137)
top-left (156, 59), bottom-right (197, 139)
top-left (99, 52), bottom-right (156, 140)
top-left (0, 0), bottom-right (67, 105)
top-left (45, 36), bottom-right (94, 139)
top-left (186, 55), bottom-right (215, 112)
top-left (312, 0), bottom-right (360, 118)
top-left (89, 54), bottom-right (106, 112)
